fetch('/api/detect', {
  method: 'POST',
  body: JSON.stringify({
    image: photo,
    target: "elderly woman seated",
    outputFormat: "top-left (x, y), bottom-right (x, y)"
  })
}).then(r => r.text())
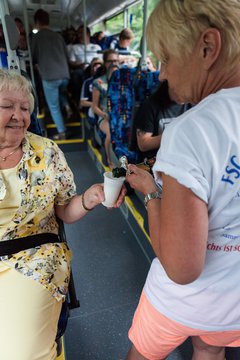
top-left (0, 69), bottom-right (125, 360)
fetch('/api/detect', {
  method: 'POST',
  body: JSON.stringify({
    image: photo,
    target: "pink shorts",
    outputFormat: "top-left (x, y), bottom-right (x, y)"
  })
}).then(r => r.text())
top-left (128, 291), bottom-right (240, 360)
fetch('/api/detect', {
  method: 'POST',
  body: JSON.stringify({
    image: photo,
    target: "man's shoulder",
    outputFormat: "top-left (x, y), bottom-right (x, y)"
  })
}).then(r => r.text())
top-left (88, 43), bottom-right (101, 51)
top-left (37, 28), bottom-right (56, 36)
top-left (34, 28), bottom-right (62, 43)
top-left (72, 43), bottom-right (84, 50)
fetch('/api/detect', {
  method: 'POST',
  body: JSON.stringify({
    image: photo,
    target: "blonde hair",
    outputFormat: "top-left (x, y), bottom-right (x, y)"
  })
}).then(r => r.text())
top-left (147, 0), bottom-right (240, 66)
top-left (0, 69), bottom-right (34, 113)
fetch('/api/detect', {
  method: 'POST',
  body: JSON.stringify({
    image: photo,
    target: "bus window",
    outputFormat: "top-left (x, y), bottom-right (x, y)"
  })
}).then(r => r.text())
top-left (105, 12), bottom-right (124, 35)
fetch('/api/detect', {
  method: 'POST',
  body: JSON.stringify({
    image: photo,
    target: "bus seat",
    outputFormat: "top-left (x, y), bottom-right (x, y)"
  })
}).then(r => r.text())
top-left (128, 69), bottom-right (160, 153)
top-left (134, 69), bottom-right (160, 103)
top-left (107, 66), bottom-right (141, 164)
top-left (107, 66), bottom-right (160, 162)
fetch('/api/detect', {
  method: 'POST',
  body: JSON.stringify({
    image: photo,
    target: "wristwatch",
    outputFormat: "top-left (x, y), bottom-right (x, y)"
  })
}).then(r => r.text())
top-left (144, 190), bottom-right (162, 209)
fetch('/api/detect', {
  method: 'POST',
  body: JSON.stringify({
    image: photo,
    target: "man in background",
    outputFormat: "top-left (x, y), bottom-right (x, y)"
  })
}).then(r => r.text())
top-left (31, 9), bottom-right (72, 140)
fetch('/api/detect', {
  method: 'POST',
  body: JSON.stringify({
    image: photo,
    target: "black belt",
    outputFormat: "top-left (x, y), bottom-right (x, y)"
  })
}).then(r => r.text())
top-left (0, 233), bottom-right (61, 256)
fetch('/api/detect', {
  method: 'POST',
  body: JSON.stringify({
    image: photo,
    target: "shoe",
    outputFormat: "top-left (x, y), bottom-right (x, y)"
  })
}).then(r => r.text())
top-left (53, 131), bottom-right (66, 140)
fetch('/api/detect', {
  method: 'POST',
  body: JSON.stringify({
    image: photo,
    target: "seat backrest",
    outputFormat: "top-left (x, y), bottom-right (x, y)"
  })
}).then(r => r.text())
top-left (134, 68), bottom-right (160, 103)
top-left (107, 66), bottom-right (141, 163)
top-left (128, 69), bottom-right (160, 153)
top-left (107, 67), bottom-right (161, 163)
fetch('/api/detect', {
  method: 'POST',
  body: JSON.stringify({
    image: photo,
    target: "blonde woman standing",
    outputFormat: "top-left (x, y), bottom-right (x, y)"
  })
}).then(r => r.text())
top-left (125, 1), bottom-right (240, 359)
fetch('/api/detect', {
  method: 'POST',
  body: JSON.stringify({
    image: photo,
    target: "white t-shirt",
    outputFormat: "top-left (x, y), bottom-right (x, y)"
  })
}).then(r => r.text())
top-left (145, 87), bottom-right (240, 331)
top-left (69, 43), bottom-right (102, 65)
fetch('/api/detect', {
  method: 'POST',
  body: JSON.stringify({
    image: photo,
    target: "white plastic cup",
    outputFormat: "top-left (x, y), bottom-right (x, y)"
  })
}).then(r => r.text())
top-left (102, 171), bottom-right (125, 207)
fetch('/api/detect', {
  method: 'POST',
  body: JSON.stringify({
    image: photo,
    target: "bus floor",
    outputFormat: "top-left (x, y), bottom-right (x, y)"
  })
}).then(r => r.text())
top-left (63, 150), bottom-right (193, 360)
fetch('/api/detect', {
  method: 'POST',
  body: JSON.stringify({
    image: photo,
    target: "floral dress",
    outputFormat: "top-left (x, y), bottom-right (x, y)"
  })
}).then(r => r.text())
top-left (0, 132), bottom-right (77, 301)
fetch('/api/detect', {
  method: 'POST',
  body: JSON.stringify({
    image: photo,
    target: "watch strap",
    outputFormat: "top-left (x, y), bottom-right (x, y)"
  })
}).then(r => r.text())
top-left (144, 190), bottom-right (162, 209)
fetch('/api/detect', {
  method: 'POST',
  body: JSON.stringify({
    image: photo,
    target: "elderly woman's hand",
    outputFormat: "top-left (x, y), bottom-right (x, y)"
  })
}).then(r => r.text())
top-left (83, 184), bottom-right (105, 210)
top-left (56, 184), bottom-right (105, 222)
top-left (83, 181), bottom-right (127, 211)
top-left (125, 164), bottom-right (158, 195)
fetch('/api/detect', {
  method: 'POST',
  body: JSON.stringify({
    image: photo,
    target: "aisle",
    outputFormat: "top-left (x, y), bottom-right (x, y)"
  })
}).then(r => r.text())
top-left (63, 151), bottom-right (193, 360)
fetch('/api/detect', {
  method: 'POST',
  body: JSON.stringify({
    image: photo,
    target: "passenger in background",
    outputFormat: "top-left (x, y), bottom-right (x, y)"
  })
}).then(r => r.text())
top-left (135, 81), bottom-right (192, 160)
top-left (14, 17), bottom-right (25, 35)
top-left (110, 28), bottom-right (137, 68)
top-left (110, 28), bottom-right (134, 52)
top-left (91, 31), bottom-right (105, 48)
top-left (80, 57), bottom-right (103, 122)
top-left (14, 18), bottom-right (30, 75)
top-left (0, 69), bottom-right (126, 360)
top-left (64, 26), bottom-right (78, 58)
top-left (69, 25), bottom-right (102, 65)
top-left (94, 32), bottom-right (118, 51)
top-left (31, 9), bottom-right (72, 140)
top-left (17, 32), bottom-right (28, 53)
top-left (68, 25), bottom-right (102, 106)
top-left (145, 56), bottom-right (157, 71)
top-left (125, 0), bottom-right (240, 359)
top-left (92, 49), bottom-right (119, 168)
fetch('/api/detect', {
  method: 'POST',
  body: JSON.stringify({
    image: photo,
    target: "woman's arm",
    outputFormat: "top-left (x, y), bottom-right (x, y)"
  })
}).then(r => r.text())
top-left (149, 174), bottom-right (208, 284)
top-left (137, 129), bottom-right (162, 152)
top-left (126, 165), bottom-right (208, 285)
top-left (55, 183), bottom-right (126, 223)
top-left (55, 184), bottom-right (104, 223)
top-left (80, 99), bottom-right (92, 108)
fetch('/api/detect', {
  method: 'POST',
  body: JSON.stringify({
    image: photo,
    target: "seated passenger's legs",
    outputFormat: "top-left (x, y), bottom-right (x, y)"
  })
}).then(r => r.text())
top-left (99, 119), bottom-right (113, 168)
top-left (0, 267), bottom-right (62, 360)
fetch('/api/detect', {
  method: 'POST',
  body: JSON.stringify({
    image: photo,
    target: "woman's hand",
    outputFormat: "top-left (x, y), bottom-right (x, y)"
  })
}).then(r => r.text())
top-left (55, 182), bottom-right (126, 223)
top-left (55, 184), bottom-right (104, 223)
top-left (112, 183), bottom-right (127, 208)
top-left (125, 164), bottom-right (158, 195)
top-left (83, 184), bottom-right (105, 210)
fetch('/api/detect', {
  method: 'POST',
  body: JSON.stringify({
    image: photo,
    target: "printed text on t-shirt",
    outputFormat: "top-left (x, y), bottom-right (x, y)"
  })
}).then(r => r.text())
top-left (221, 155), bottom-right (240, 185)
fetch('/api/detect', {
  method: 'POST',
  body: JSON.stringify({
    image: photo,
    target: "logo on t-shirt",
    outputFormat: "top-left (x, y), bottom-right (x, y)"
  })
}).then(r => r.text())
top-left (221, 155), bottom-right (240, 185)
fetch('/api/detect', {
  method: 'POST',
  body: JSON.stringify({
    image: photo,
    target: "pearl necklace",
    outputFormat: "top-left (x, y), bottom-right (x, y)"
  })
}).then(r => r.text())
top-left (0, 147), bottom-right (20, 161)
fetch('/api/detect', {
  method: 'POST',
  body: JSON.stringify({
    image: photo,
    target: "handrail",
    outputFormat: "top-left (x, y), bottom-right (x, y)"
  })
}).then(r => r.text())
top-left (0, 0), bottom-right (20, 72)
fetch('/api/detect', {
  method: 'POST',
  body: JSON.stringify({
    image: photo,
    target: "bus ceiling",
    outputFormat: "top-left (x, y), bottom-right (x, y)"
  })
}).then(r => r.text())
top-left (6, 0), bottom-right (140, 29)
